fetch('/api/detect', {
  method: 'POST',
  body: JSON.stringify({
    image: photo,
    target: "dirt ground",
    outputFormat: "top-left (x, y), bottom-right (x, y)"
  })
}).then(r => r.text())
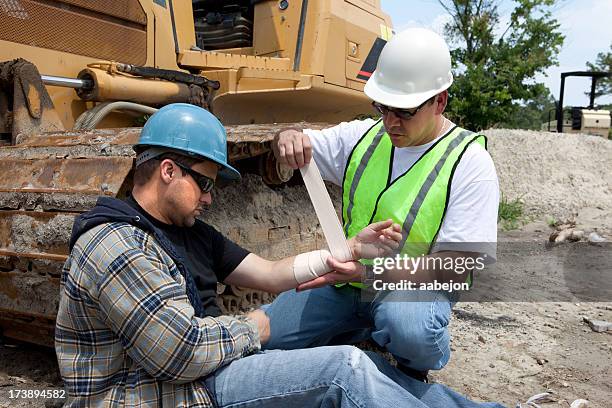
top-left (1, 219), bottom-right (610, 408)
top-left (433, 230), bottom-right (612, 407)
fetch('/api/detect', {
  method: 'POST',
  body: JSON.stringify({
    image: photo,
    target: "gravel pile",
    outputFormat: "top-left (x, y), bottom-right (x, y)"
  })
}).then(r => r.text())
top-left (484, 129), bottom-right (612, 219)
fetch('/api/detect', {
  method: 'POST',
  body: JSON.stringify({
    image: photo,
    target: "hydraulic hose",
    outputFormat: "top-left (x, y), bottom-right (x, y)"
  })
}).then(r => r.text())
top-left (74, 101), bottom-right (158, 130)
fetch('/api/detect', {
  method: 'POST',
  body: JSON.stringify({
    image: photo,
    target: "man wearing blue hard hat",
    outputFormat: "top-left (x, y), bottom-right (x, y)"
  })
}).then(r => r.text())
top-left (55, 103), bottom-right (505, 408)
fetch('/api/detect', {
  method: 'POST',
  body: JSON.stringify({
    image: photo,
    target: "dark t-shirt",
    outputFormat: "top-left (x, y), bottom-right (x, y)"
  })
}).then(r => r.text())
top-left (126, 196), bottom-right (250, 317)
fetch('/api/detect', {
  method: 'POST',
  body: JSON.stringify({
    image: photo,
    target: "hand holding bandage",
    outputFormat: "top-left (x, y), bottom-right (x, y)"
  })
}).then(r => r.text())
top-left (293, 220), bottom-right (402, 290)
top-left (348, 219), bottom-right (402, 260)
top-left (294, 156), bottom-right (402, 290)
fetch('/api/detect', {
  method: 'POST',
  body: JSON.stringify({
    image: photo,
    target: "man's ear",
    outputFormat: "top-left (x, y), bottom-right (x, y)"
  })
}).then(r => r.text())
top-left (159, 159), bottom-right (175, 185)
top-left (436, 90), bottom-right (448, 114)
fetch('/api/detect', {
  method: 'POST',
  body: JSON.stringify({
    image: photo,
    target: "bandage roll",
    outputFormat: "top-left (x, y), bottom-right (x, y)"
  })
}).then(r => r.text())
top-left (293, 250), bottom-right (332, 284)
top-left (300, 160), bottom-right (352, 262)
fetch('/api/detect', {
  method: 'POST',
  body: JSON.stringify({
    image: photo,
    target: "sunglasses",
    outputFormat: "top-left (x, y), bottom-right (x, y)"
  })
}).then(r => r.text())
top-left (173, 161), bottom-right (216, 193)
top-left (372, 98), bottom-right (430, 120)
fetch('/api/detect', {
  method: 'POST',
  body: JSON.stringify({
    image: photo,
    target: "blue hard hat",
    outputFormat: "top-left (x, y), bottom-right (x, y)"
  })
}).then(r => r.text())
top-left (135, 103), bottom-right (240, 180)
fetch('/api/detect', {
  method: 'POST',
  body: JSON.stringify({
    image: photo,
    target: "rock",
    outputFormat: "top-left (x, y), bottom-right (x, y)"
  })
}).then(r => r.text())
top-left (552, 229), bottom-right (573, 243)
top-left (0, 373), bottom-right (10, 387)
top-left (570, 229), bottom-right (584, 241)
top-left (478, 334), bottom-right (486, 344)
top-left (561, 381), bottom-right (570, 388)
top-left (570, 399), bottom-right (590, 408)
top-left (583, 317), bottom-right (612, 333)
top-left (588, 232), bottom-right (606, 243)
top-left (519, 392), bottom-right (555, 407)
top-left (536, 358), bottom-right (546, 365)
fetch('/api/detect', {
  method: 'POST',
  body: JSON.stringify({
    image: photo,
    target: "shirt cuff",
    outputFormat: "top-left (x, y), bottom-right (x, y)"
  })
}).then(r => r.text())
top-left (430, 241), bottom-right (497, 263)
top-left (234, 314), bottom-right (262, 354)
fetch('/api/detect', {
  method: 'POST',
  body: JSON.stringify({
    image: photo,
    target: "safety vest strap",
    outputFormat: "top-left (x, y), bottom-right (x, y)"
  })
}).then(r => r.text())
top-left (342, 120), bottom-right (388, 237)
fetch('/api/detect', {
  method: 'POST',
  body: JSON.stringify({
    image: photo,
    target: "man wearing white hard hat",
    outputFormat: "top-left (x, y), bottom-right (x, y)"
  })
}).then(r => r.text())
top-left (262, 28), bottom-right (499, 381)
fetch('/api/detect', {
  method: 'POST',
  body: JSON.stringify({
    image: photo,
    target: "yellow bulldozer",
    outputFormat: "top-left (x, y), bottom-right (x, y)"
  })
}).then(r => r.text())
top-left (0, 0), bottom-right (391, 347)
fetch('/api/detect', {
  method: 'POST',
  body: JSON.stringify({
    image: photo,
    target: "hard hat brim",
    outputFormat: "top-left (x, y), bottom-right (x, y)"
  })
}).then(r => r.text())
top-left (218, 162), bottom-right (242, 181)
top-left (364, 73), bottom-right (453, 109)
top-left (134, 143), bottom-right (241, 181)
top-left (173, 147), bottom-right (242, 181)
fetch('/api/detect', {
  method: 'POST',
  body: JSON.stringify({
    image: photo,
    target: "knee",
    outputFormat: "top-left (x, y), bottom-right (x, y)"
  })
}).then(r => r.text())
top-left (373, 303), bottom-right (452, 370)
top-left (388, 323), bottom-right (450, 370)
top-left (378, 301), bottom-right (450, 342)
top-left (324, 345), bottom-right (370, 373)
top-left (331, 345), bottom-right (365, 364)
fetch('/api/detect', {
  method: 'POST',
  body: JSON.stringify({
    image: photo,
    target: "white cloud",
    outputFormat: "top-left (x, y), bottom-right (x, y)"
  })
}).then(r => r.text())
top-left (394, 14), bottom-right (452, 34)
top-left (430, 13), bottom-right (453, 35)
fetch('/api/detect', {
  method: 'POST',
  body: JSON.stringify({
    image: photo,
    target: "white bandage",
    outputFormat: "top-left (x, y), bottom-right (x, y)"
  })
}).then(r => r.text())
top-left (300, 159), bottom-right (352, 262)
top-left (293, 250), bottom-right (332, 284)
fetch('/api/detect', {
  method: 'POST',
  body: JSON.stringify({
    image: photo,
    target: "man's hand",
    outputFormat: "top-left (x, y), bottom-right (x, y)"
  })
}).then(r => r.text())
top-left (272, 128), bottom-right (312, 169)
top-left (246, 309), bottom-right (270, 345)
top-left (295, 220), bottom-right (401, 292)
top-left (349, 219), bottom-right (402, 260)
top-left (295, 256), bottom-right (365, 292)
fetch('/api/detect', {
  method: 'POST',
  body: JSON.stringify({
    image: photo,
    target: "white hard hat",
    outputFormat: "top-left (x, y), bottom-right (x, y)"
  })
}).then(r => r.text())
top-left (364, 28), bottom-right (453, 109)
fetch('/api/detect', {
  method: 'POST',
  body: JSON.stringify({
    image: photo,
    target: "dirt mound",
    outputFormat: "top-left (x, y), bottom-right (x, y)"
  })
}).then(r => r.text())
top-left (485, 129), bottom-right (611, 220)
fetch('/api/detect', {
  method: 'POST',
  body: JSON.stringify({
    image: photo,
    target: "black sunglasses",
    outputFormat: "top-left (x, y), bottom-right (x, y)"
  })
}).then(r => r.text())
top-left (173, 161), bottom-right (215, 193)
top-left (372, 98), bottom-right (430, 120)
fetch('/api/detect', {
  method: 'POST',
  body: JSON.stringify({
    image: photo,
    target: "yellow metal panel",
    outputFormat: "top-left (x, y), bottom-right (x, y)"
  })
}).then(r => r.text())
top-left (345, 0), bottom-right (383, 15)
top-left (343, 0), bottom-right (387, 85)
top-left (252, 0), bottom-right (302, 57)
top-left (203, 68), bottom-right (308, 96)
top-left (0, 0), bottom-right (147, 66)
top-left (179, 51), bottom-right (292, 71)
top-left (151, 0), bottom-right (182, 70)
top-left (235, 68), bottom-right (307, 92)
top-left (172, 0), bottom-right (198, 52)
top-left (213, 77), bottom-right (372, 125)
top-left (298, 0), bottom-right (329, 77)
top-left (320, 1), bottom-right (348, 87)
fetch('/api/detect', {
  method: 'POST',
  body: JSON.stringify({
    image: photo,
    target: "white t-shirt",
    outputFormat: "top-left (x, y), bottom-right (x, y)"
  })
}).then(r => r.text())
top-left (304, 119), bottom-right (499, 259)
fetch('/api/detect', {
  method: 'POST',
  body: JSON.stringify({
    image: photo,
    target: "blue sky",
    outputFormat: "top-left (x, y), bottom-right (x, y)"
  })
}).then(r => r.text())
top-left (380, 0), bottom-right (612, 106)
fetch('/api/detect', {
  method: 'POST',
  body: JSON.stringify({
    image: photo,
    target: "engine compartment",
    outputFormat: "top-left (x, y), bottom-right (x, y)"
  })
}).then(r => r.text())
top-left (192, 0), bottom-right (266, 50)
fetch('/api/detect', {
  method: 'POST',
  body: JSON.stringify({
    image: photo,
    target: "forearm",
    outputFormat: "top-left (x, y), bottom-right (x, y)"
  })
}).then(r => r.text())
top-left (226, 255), bottom-right (299, 294)
top-left (227, 251), bottom-right (335, 294)
top-left (268, 250), bottom-right (335, 292)
top-left (266, 256), bottom-right (301, 293)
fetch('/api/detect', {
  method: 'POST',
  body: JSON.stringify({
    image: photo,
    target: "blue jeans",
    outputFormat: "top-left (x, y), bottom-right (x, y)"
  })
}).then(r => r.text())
top-left (205, 345), bottom-right (505, 407)
top-left (261, 286), bottom-right (453, 371)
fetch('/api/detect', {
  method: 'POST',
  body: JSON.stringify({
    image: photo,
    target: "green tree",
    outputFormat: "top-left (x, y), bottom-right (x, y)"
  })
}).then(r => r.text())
top-left (438, 0), bottom-right (565, 130)
top-left (586, 43), bottom-right (612, 101)
top-left (500, 84), bottom-right (557, 130)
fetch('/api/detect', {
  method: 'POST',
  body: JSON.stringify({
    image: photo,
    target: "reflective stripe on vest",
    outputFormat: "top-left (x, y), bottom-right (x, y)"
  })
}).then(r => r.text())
top-left (340, 120), bottom-right (487, 287)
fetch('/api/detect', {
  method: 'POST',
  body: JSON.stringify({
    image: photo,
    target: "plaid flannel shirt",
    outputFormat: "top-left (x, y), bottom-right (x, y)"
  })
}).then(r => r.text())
top-left (55, 222), bottom-right (260, 407)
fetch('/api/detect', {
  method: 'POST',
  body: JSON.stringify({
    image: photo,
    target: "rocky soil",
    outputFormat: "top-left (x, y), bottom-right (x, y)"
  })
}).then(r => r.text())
top-left (1, 129), bottom-right (610, 407)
